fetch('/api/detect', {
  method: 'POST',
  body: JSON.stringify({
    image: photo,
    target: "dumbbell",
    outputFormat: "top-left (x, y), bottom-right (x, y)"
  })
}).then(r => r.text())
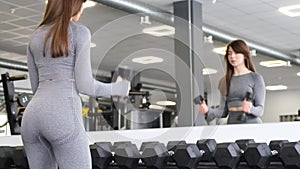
top-left (12, 146), bottom-right (29, 169)
top-left (279, 141), bottom-right (300, 168)
top-left (213, 139), bottom-right (257, 169)
top-left (90, 141), bottom-right (140, 169)
top-left (141, 139), bottom-right (217, 169)
top-left (0, 146), bottom-right (14, 169)
top-left (213, 142), bottom-right (243, 169)
top-left (90, 142), bottom-right (113, 169)
top-left (235, 139), bottom-right (256, 162)
top-left (244, 143), bottom-right (277, 169)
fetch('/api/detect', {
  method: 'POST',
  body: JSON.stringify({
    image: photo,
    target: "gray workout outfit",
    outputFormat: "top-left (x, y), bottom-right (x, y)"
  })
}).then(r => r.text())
top-left (21, 22), bottom-right (129, 169)
top-left (207, 72), bottom-right (266, 124)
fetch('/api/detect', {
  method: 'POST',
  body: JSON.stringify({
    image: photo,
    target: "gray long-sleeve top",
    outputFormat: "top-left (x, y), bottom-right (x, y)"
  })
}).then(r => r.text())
top-left (27, 22), bottom-right (129, 96)
top-left (207, 72), bottom-right (266, 119)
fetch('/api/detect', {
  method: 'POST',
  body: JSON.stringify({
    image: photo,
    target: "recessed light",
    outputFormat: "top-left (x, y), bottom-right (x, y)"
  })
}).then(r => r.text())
top-left (266, 85), bottom-right (288, 91)
top-left (143, 25), bottom-right (175, 37)
top-left (83, 0), bottom-right (96, 8)
top-left (259, 60), bottom-right (289, 68)
top-left (278, 4), bottom-right (300, 17)
top-left (156, 100), bottom-right (176, 106)
top-left (297, 72), bottom-right (300, 77)
top-left (132, 56), bottom-right (163, 64)
top-left (212, 47), bottom-right (226, 55)
top-left (202, 68), bottom-right (217, 75)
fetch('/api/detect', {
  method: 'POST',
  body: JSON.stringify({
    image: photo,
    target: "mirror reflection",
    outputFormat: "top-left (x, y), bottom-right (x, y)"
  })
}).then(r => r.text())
top-left (0, 0), bottom-right (300, 136)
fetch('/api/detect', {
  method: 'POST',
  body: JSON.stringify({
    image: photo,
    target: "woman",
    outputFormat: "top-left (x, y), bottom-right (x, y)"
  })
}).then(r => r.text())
top-left (21, 0), bottom-right (130, 168)
top-left (198, 39), bottom-right (265, 124)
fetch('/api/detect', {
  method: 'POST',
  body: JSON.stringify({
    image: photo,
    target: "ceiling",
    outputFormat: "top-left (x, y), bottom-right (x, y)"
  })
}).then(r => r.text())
top-left (0, 0), bottom-right (300, 101)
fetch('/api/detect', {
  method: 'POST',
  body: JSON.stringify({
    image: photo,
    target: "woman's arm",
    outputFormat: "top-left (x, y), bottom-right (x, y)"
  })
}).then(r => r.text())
top-left (249, 74), bottom-right (266, 117)
top-left (74, 25), bottom-right (129, 97)
top-left (27, 45), bottom-right (39, 95)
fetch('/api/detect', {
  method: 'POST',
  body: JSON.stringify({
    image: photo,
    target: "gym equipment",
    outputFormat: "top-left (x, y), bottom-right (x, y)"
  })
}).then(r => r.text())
top-left (90, 142), bottom-right (113, 169)
top-left (193, 95), bottom-right (204, 104)
top-left (279, 141), bottom-right (300, 168)
top-left (235, 139), bottom-right (256, 162)
top-left (244, 142), bottom-right (280, 169)
top-left (213, 142), bottom-right (242, 169)
top-left (91, 141), bottom-right (141, 169)
top-left (269, 140), bottom-right (289, 162)
top-left (113, 142), bottom-right (141, 169)
top-left (0, 146), bottom-right (14, 169)
top-left (0, 73), bottom-right (29, 135)
top-left (12, 146), bottom-right (29, 169)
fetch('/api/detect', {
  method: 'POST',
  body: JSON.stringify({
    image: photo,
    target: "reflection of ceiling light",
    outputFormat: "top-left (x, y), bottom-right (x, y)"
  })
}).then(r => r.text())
top-left (149, 105), bottom-right (165, 110)
top-left (212, 47), bottom-right (226, 55)
top-left (90, 42), bottom-right (96, 48)
top-left (132, 56), bottom-right (163, 64)
top-left (143, 25), bottom-right (175, 37)
top-left (279, 4), bottom-right (300, 17)
top-left (156, 101), bottom-right (176, 106)
top-left (266, 85), bottom-right (288, 91)
top-left (297, 72), bottom-right (300, 77)
top-left (83, 0), bottom-right (96, 8)
top-left (202, 68), bottom-right (217, 75)
top-left (259, 60), bottom-right (289, 68)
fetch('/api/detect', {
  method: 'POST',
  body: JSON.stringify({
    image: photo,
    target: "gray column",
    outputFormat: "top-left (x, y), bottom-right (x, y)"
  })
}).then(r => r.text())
top-left (174, 0), bottom-right (205, 126)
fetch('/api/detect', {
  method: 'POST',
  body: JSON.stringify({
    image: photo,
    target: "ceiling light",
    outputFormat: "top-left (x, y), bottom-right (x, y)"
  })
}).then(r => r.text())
top-left (143, 25), bottom-right (175, 37)
top-left (278, 4), bottom-right (300, 17)
top-left (297, 72), bottom-right (300, 77)
top-left (259, 60), bottom-right (289, 68)
top-left (266, 85), bottom-right (288, 91)
top-left (83, 0), bottom-right (96, 8)
top-left (202, 68), bottom-right (217, 75)
top-left (212, 46), bottom-right (226, 55)
top-left (132, 56), bottom-right (163, 64)
top-left (156, 101), bottom-right (176, 106)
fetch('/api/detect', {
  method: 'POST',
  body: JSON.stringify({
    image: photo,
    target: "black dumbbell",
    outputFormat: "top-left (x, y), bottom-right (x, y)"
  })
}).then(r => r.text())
top-left (142, 139), bottom-right (217, 169)
top-left (244, 142), bottom-right (279, 169)
top-left (279, 141), bottom-right (300, 168)
top-left (141, 142), bottom-right (170, 169)
top-left (90, 142), bottom-right (113, 169)
top-left (269, 140), bottom-right (289, 162)
top-left (196, 139), bottom-right (217, 162)
top-left (0, 146), bottom-right (14, 169)
top-left (235, 139), bottom-right (256, 162)
top-left (213, 142), bottom-right (242, 169)
top-left (113, 142), bottom-right (141, 169)
top-left (12, 146), bottom-right (29, 169)
top-left (91, 141), bottom-right (140, 169)
top-left (139, 141), bottom-right (160, 152)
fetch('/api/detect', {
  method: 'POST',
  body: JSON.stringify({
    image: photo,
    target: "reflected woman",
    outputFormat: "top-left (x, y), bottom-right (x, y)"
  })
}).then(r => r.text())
top-left (198, 39), bottom-right (266, 124)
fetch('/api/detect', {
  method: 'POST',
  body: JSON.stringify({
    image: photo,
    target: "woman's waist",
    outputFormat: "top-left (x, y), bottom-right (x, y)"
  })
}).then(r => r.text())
top-left (228, 106), bottom-right (243, 112)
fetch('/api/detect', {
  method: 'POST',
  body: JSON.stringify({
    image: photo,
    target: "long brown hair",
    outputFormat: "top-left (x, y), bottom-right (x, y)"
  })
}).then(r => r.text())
top-left (224, 39), bottom-right (256, 95)
top-left (39, 0), bottom-right (86, 57)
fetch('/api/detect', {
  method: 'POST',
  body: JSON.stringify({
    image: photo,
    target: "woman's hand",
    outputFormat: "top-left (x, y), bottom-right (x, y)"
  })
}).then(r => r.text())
top-left (242, 99), bottom-right (252, 113)
top-left (115, 76), bottom-right (131, 97)
top-left (198, 101), bottom-right (209, 115)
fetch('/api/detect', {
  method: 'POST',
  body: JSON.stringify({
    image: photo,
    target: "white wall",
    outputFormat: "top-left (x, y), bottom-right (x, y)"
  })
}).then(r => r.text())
top-left (263, 89), bottom-right (300, 123)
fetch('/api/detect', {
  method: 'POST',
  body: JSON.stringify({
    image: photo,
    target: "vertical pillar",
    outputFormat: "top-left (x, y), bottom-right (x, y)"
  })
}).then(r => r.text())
top-left (174, 0), bottom-right (205, 126)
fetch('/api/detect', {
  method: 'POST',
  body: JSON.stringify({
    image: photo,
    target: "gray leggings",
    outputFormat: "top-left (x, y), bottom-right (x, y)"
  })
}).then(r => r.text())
top-left (21, 81), bottom-right (91, 169)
